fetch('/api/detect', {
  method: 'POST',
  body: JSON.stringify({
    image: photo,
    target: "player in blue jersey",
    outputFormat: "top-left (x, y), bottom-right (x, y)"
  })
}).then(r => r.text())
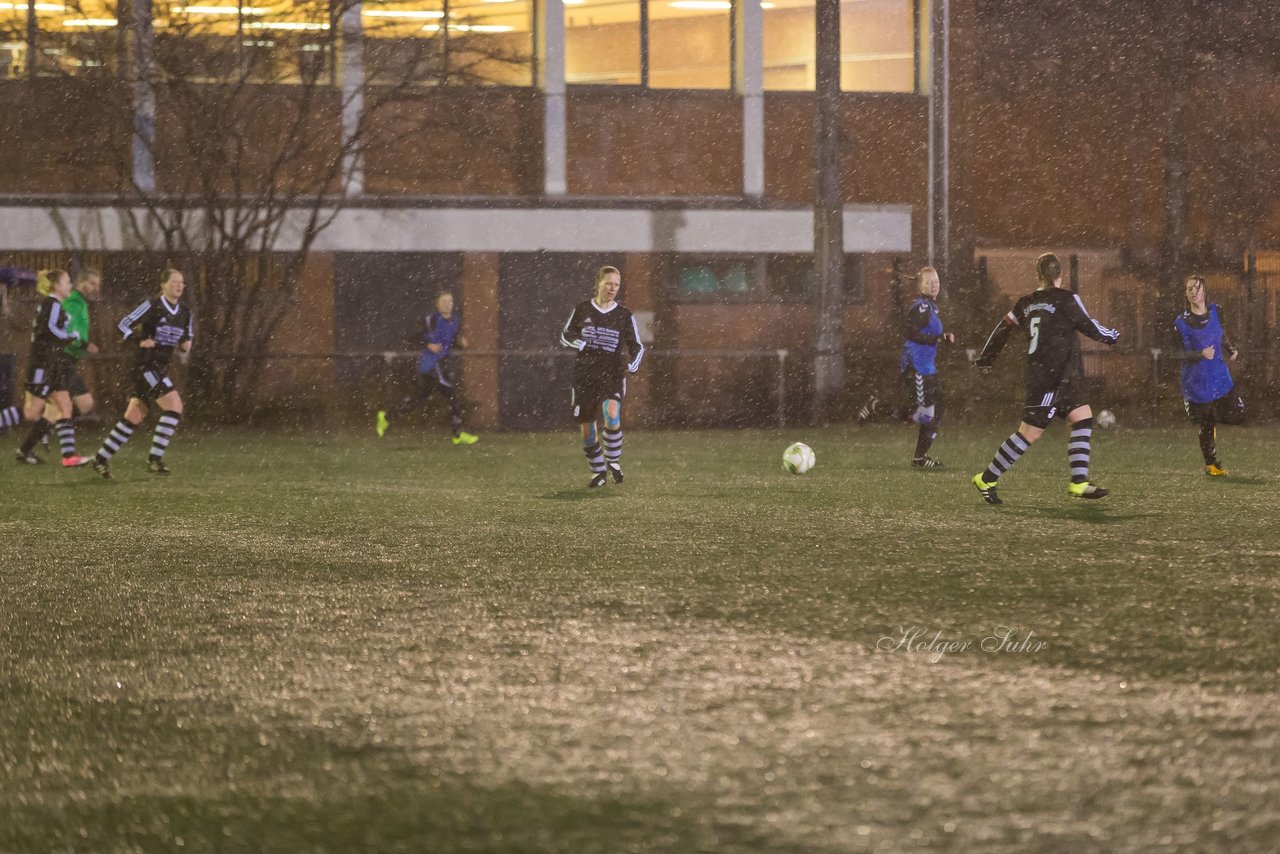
top-left (1174, 275), bottom-right (1243, 477)
top-left (900, 267), bottom-right (955, 468)
top-left (376, 291), bottom-right (478, 445)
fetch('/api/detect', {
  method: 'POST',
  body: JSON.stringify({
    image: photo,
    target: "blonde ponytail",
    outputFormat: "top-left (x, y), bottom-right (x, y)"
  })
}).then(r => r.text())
top-left (36, 269), bottom-right (69, 296)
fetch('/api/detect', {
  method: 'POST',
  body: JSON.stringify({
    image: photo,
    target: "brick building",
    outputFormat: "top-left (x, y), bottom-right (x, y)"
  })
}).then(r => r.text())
top-left (1, 0), bottom-right (1277, 425)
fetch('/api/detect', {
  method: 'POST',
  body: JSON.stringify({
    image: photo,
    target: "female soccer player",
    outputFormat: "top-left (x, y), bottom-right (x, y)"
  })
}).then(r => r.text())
top-left (559, 265), bottom-right (645, 488)
top-left (900, 266), bottom-right (955, 468)
top-left (375, 290), bottom-right (478, 445)
top-left (7, 269), bottom-right (91, 467)
top-left (39, 269), bottom-right (101, 454)
top-left (91, 268), bottom-right (193, 478)
top-left (1175, 274), bottom-right (1243, 476)
top-left (971, 253), bottom-right (1119, 505)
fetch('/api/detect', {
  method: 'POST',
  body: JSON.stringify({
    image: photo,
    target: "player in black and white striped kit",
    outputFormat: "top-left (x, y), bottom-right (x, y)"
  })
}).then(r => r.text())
top-left (971, 253), bottom-right (1120, 504)
top-left (5, 268), bottom-right (91, 466)
top-left (91, 268), bottom-right (193, 479)
top-left (560, 266), bottom-right (645, 488)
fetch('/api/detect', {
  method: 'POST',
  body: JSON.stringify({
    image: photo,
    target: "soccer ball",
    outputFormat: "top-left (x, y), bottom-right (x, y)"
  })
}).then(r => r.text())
top-left (1096, 410), bottom-right (1117, 429)
top-left (782, 442), bottom-right (816, 474)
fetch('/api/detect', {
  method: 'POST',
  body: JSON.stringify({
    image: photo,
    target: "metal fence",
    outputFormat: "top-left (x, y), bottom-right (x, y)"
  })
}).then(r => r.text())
top-left (4, 345), bottom-right (1275, 429)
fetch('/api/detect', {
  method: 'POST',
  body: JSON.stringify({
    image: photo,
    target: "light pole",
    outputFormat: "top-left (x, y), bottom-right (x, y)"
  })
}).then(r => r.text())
top-left (812, 0), bottom-right (844, 423)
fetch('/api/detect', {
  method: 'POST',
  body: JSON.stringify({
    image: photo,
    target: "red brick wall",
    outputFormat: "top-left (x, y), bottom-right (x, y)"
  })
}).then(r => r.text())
top-left (0, 79), bottom-right (129, 194)
top-left (567, 91), bottom-right (742, 196)
top-left (363, 89), bottom-right (542, 196)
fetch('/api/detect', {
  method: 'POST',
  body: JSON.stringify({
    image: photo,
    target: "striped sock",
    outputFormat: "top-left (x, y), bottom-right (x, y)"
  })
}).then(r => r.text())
top-left (602, 427), bottom-right (622, 466)
top-left (55, 418), bottom-right (76, 459)
top-left (1068, 418), bottom-right (1093, 483)
top-left (984, 431), bottom-right (1030, 483)
top-left (0, 405), bottom-right (22, 430)
top-left (96, 419), bottom-right (136, 462)
top-left (583, 440), bottom-right (606, 474)
top-left (19, 418), bottom-right (51, 455)
top-left (149, 412), bottom-right (181, 461)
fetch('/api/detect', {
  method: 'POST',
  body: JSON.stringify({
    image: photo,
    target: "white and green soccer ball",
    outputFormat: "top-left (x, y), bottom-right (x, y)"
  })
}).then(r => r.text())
top-left (782, 442), bottom-right (816, 474)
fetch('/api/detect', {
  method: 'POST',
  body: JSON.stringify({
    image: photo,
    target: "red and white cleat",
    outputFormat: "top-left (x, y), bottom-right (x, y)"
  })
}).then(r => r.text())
top-left (62, 455), bottom-right (93, 468)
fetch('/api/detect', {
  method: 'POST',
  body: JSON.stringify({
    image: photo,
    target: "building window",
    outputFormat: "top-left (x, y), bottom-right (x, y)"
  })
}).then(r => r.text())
top-left (768, 253), bottom-right (866, 302)
top-left (764, 0), bottom-right (917, 93)
top-left (672, 253), bottom-right (866, 301)
top-left (565, 0), bottom-right (642, 85)
top-left (840, 0), bottom-right (914, 92)
top-left (1, 1), bottom-right (120, 78)
top-left (766, 254), bottom-right (815, 300)
top-left (364, 0), bottom-right (534, 87)
top-left (566, 0), bottom-right (731, 88)
top-left (649, 0), bottom-right (730, 89)
top-left (673, 256), bottom-right (759, 297)
top-left (843, 253), bottom-right (865, 302)
top-left (0, 2), bottom-right (534, 86)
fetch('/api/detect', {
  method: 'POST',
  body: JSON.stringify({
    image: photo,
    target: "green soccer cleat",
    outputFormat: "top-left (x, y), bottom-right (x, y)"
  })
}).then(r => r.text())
top-left (972, 473), bottom-right (1002, 505)
top-left (452, 431), bottom-right (478, 446)
top-left (375, 410), bottom-right (390, 439)
top-left (1068, 481), bottom-right (1108, 499)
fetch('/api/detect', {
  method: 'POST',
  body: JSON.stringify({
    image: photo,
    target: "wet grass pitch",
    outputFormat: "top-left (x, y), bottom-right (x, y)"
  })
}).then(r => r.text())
top-left (2, 424), bottom-right (1278, 851)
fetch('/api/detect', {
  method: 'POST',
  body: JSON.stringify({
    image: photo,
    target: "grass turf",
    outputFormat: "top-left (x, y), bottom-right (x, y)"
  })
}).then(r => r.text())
top-left (2, 423), bottom-right (1278, 852)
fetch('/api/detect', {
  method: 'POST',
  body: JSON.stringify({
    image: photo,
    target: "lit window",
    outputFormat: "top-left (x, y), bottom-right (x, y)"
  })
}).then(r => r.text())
top-left (764, 0), bottom-right (916, 93)
top-left (446, 0), bottom-right (534, 86)
top-left (565, 0), bottom-right (641, 85)
top-left (363, 0), bottom-right (534, 87)
top-left (840, 0), bottom-right (913, 92)
top-left (649, 0), bottom-right (730, 89)
top-left (763, 0), bottom-right (815, 90)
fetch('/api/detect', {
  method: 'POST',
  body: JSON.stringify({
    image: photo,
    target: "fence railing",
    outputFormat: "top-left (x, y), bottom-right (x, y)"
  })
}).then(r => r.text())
top-left (4, 345), bottom-right (1275, 428)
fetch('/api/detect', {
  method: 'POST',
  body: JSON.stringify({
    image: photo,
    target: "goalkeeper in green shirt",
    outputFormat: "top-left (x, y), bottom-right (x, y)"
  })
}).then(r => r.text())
top-left (41, 269), bottom-right (101, 448)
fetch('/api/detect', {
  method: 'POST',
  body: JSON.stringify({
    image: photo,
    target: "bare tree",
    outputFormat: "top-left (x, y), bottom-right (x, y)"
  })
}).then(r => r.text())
top-left (5, 1), bottom-right (529, 418)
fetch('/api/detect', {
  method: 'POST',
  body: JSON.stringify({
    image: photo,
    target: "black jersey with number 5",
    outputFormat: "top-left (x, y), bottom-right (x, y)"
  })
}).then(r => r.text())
top-left (976, 287), bottom-right (1118, 389)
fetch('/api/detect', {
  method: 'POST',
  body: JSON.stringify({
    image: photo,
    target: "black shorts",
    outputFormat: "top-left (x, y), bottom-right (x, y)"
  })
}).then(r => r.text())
top-left (25, 354), bottom-right (74, 398)
top-left (67, 367), bottom-right (89, 398)
top-left (421, 361), bottom-right (458, 389)
top-left (1022, 374), bottom-right (1085, 429)
top-left (902, 370), bottom-right (941, 421)
top-left (571, 376), bottom-right (625, 424)
top-left (1185, 388), bottom-right (1245, 425)
top-left (132, 365), bottom-right (177, 401)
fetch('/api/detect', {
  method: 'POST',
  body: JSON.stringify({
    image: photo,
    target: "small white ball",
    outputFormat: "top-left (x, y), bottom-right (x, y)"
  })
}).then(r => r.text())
top-left (1096, 410), bottom-right (1117, 429)
top-left (782, 442), bottom-right (816, 474)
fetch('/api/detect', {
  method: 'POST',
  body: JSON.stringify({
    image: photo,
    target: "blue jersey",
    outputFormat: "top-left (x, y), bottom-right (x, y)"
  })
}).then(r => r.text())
top-left (901, 296), bottom-right (944, 376)
top-left (1174, 305), bottom-right (1234, 404)
top-left (417, 311), bottom-right (461, 374)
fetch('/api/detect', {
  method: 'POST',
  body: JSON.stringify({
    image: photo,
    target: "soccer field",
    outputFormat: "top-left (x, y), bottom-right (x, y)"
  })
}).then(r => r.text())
top-left (2, 425), bottom-right (1278, 851)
